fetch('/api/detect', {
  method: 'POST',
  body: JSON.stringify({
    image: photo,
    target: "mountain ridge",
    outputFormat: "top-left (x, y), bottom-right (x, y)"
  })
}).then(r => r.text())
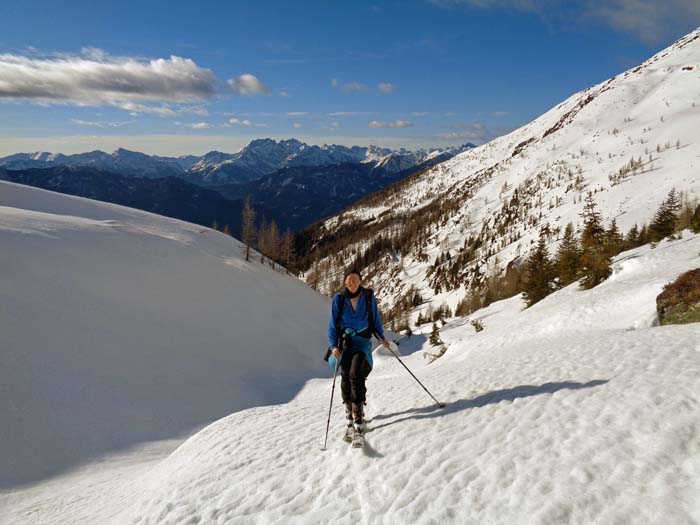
top-left (298, 28), bottom-right (700, 319)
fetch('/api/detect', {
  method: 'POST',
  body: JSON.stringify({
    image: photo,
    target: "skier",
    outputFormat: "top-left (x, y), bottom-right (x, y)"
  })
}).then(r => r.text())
top-left (328, 268), bottom-right (390, 446)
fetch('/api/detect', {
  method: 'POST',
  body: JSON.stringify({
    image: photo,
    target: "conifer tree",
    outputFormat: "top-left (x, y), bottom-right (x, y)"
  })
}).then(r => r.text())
top-left (625, 224), bottom-right (639, 250)
top-left (579, 193), bottom-right (611, 289)
top-left (267, 219), bottom-right (280, 269)
top-left (281, 228), bottom-right (296, 268)
top-left (691, 204), bottom-right (700, 234)
top-left (241, 197), bottom-right (256, 262)
top-left (555, 222), bottom-right (581, 286)
top-left (638, 224), bottom-right (650, 246)
top-left (604, 218), bottom-right (624, 257)
top-left (522, 234), bottom-right (555, 307)
top-left (258, 216), bottom-right (268, 263)
top-left (429, 322), bottom-right (441, 346)
top-left (650, 188), bottom-right (681, 241)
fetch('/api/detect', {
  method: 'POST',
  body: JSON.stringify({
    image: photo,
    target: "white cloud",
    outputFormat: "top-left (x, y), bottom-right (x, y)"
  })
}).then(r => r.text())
top-left (323, 120), bottom-right (342, 131)
top-left (331, 79), bottom-right (368, 93)
top-left (227, 117), bottom-right (253, 126)
top-left (292, 122), bottom-right (303, 129)
top-left (286, 111), bottom-right (308, 116)
top-left (431, 0), bottom-right (700, 44)
top-left (180, 106), bottom-right (210, 116)
top-left (341, 82), bottom-right (367, 93)
top-left (69, 118), bottom-right (134, 127)
top-left (368, 120), bottom-right (413, 128)
top-left (491, 110), bottom-right (509, 117)
top-left (227, 73), bottom-right (270, 96)
top-left (117, 102), bottom-right (177, 117)
top-left (584, 0), bottom-right (700, 44)
top-left (410, 112), bottom-right (430, 117)
top-left (437, 123), bottom-right (492, 141)
top-left (189, 122), bottom-right (211, 129)
top-left (0, 51), bottom-right (216, 112)
top-left (377, 82), bottom-right (396, 94)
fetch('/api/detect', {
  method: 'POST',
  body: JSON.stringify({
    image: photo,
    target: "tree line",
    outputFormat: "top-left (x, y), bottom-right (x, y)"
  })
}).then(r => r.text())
top-left (521, 188), bottom-right (699, 307)
top-left (212, 197), bottom-right (296, 270)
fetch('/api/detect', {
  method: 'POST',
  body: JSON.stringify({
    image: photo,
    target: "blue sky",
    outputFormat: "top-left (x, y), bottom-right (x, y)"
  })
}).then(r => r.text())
top-left (0, 0), bottom-right (697, 156)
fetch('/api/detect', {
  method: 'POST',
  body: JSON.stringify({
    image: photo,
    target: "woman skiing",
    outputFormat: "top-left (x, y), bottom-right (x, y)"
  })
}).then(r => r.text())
top-left (328, 268), bottom-right (390, 443)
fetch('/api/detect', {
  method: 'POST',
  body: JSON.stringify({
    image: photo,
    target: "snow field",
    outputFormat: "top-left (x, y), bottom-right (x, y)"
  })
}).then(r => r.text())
top-left (117, 233), bottom-right (700, 524)
top-left (0, 180), bottom-right (330, 490)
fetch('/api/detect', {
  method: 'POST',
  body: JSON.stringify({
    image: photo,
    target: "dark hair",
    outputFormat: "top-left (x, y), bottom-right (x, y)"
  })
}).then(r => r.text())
top-left (344, 268), bottom-right (362, 280)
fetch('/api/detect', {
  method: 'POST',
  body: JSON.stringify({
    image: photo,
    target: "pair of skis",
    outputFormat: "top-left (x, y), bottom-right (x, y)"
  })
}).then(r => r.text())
top-left (343, 419), bottom-right (367, 448)
top-left (321, 340), bottom-right (444, 452)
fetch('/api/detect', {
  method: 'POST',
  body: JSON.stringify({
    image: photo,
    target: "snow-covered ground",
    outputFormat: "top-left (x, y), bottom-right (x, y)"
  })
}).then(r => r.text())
top-left (2, 181), bottom-right (699, 524)
top-left (0, 180), bottom-right (329, 493)
top-left (112, 232), bottom-right (700, 525)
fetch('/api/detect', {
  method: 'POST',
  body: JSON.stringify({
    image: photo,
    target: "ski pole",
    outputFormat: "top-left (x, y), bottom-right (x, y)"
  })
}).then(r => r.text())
top-left (321, 350), bottom-right (342, 451)
top-left (383, 339), bottom-right (445, 408)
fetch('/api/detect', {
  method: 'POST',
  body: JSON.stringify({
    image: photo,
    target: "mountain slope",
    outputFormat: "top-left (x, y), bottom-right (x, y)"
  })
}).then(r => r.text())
top-left (25, 229), bottom-right (697, 524)
top-left (212, 150), bottom-right (466, 232)
top-left (300, 29), bottom-right (700, 315)
top-left (0, 165), bottom-right (278, 234)
top-left (0, 180), bottom-right (329, 489)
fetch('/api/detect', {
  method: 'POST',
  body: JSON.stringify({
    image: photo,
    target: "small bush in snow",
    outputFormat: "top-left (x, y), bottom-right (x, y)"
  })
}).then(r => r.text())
top-left (656, 269), bottom-right (700, 325)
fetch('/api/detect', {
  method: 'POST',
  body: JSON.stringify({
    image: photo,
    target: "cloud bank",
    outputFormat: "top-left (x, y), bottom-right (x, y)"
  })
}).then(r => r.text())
top-left (0, 49), bottom-right (272, 115)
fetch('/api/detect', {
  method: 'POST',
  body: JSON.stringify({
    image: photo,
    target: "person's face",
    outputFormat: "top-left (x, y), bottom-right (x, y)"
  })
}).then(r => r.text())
top-left (345, 273), bottom-right (361, 293)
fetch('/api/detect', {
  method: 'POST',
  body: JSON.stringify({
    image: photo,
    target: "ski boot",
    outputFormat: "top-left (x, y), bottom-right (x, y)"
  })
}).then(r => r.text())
top-left (343, 402), bottom-right (354, 443)
top-left (351, 402), bottom-right (366, 448)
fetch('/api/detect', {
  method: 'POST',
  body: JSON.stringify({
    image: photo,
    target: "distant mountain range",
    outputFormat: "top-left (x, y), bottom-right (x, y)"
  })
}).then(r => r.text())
top-left (0, 139), bottom-right (474, 186)
top-left (0, 139), bottom-right (474, 233)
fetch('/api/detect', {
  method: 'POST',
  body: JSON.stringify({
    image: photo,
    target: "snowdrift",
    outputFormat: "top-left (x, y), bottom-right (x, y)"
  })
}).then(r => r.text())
top-left (0, 180), bottom-right (329, 488)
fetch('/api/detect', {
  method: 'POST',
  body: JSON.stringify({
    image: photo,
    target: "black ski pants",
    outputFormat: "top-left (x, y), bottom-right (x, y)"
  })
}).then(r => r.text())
top-left (340, 351), bottom-right (372, 404)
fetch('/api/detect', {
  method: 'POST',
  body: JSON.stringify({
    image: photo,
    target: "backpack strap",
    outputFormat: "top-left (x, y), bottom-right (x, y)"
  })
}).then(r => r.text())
top-left (335, 292), bottom-right (346, 333)
top-left (324, 293), bottom-right (348, 362)
top-left (364, 288), bottom-right (375, 338)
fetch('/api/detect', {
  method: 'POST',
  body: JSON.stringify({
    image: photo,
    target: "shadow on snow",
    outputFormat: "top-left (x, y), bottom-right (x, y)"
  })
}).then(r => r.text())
top-left (369, 379), bottom-right (609, 431)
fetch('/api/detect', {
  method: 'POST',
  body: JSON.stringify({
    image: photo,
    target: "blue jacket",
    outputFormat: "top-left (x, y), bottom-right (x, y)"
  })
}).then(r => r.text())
top-left (327, 288), bottom-right (385, 371)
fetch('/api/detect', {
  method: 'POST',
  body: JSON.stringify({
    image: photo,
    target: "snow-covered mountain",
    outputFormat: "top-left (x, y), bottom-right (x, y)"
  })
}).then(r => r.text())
top-left (300, 29), bottom-right (700, 317)
top-left (0, 140), bottom-right (474, 186)
top-left (0, 180), bottom-right (329, 491)
top-left (0, 148), bottom-right (186, 178)
top-left (184, 139), bottom-right (473, 185)
top-left (3, 183), bottom-right (698, 521)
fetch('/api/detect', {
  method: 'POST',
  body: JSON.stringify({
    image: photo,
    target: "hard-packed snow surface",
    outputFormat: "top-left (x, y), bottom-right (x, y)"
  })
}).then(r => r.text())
top-left (0, 180), bottom-right (329, 490)
top-left (95, 234), bottom-right (700, 523)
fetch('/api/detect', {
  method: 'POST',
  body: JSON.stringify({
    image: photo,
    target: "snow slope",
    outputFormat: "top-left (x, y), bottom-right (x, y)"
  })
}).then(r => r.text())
top-left (35, 232), bottom-right (694, 524)
top-left (0, 180), bottom-right (330, 490)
